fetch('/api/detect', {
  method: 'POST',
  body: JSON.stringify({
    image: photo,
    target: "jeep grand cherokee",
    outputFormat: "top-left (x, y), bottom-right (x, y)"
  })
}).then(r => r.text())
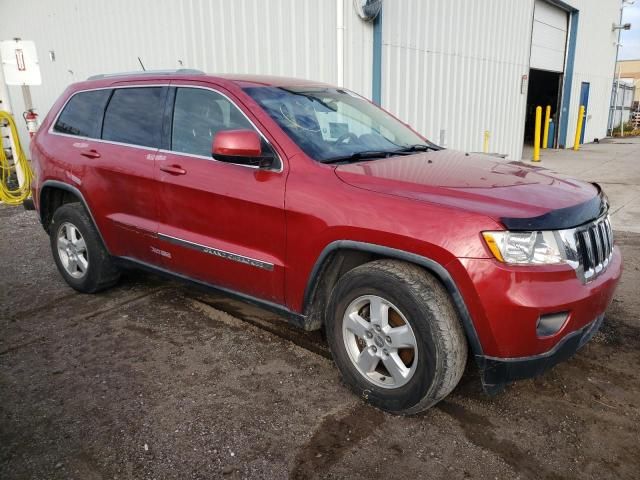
top-left (30, 71), bottom-right (622, 414)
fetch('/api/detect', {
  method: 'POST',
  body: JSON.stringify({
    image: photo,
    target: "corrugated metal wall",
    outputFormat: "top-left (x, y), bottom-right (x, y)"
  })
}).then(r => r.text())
top-left (344, 4), bottom-right (374, 99)
top-left (0, 0), bottom-right (620, 160)
top-left (0, 0), bottom-right (371, 143)
top-left (380, 0), bottom-right (535, 160)
top-left (380, 0), bottom-right (619, 159)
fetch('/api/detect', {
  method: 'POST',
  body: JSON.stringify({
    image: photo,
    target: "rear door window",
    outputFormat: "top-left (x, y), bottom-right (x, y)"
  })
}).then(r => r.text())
top-left (102, 87), bottom-right (165, 148)
top-left (171, 87), bottom-right (254, 157)
top-left (53, 90), bottom-right (111, 138)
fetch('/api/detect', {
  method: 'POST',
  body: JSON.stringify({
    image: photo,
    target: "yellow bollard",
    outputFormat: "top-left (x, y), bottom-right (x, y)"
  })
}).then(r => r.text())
top-left (573, 105), bottom-right (585, 151)
top-left (542, 105), bottom-right (551, 149)
top-left (533, 106), bottom-right (542, 162)
top-left (483, 130), bottom-right (490, 153)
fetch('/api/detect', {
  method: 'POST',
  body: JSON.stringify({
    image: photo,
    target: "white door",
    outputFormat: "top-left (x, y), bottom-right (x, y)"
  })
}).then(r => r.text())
top-left (530, 0), bottom-right (568, 73)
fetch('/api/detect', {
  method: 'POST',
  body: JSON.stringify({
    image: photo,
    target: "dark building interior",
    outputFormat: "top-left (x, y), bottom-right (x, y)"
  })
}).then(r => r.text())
top-left (524, 69), bottom-right (563, 146)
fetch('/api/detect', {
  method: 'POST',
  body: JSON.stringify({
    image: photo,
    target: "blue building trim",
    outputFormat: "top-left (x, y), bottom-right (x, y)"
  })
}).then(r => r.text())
top-left (545, 0), bottom-right (576, 11)
top-left (372, 10), bottom-right (383, 105)
top-left (558, 10), bottom-right (579, 148)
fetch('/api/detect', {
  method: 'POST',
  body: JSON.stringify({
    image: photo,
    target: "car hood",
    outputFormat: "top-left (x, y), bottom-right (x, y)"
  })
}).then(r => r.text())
top-left (334, 150), bottom-right (602, 228)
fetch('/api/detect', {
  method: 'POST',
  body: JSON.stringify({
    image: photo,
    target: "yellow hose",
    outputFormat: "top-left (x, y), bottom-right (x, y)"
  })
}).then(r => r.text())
top-left (0, 110), bottom-right (33, 205)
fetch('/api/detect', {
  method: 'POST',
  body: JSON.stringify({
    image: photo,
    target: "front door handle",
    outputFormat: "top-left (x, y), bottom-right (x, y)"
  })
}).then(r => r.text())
top-left (80, 149), bottom-right (101, 159)
top-left (159, 164), bottom-right (187, 175)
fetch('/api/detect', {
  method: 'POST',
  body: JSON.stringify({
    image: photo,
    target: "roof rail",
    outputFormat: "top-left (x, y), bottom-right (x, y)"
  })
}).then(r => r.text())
top-left (87, 69), bottom-right (205, 80)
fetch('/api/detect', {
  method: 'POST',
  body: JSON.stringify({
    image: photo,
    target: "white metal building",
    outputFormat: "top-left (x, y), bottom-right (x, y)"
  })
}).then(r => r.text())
top-left (0, 0), bottom-right (623, 160)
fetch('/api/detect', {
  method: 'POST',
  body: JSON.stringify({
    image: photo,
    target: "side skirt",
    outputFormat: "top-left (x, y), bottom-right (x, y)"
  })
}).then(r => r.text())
top-left (114, 256), bottom-right (309, 330)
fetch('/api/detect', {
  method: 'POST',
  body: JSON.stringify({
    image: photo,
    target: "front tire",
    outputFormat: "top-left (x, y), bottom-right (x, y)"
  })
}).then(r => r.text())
top-left (326, 260), bottom-right (468, 414)
top-left (49, 203), bottom-right (120, 293)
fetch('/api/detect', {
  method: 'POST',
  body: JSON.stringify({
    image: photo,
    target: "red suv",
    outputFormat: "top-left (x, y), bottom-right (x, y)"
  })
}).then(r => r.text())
top-left (30, 71), bottom-right (622, 414)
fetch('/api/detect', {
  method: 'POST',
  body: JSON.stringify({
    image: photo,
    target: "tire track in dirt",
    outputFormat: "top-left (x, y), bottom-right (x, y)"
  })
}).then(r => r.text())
top-left (439, 401), bottom-right (566, 480)
top-left (188, 296), bottom-right (332, 359)
top-left (290, 404), bottom-right (385, 479)
top-left (6, 292), bottom-right (78, 322)
top-left (71, 287), bottom-right (170, 323)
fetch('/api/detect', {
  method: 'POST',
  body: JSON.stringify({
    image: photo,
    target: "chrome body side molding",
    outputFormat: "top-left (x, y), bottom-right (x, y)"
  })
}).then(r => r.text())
top-left (157, 233), bottom-right (274, 271)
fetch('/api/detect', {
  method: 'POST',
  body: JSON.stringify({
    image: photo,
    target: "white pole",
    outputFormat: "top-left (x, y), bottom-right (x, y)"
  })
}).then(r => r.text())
top-left (0, 65), bottom-right (24, 188)
top-left (621, 76), bottom-right (625, 137)
top-left (336, 0), bottom-right (345, 87)
top-left (609, 1), bottom-right (624, 136)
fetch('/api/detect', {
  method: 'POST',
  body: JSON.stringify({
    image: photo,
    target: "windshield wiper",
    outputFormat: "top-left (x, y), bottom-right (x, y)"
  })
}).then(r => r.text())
top-left (320, 150), bottom-right (398, 164)
top-left (394, 144), bottom-right (438, 153)
top-left (322, 144), bottom-right (440, 164)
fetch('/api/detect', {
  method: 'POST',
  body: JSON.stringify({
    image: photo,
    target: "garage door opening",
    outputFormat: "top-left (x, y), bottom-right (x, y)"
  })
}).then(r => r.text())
top-left (524, 69), bottom-right (563, 147)
top-left (522, 0), bottom-right (569, 156)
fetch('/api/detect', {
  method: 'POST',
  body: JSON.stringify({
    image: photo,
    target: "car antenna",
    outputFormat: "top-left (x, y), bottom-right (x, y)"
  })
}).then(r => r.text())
top-left (137, 56), bottom-right (146, 71)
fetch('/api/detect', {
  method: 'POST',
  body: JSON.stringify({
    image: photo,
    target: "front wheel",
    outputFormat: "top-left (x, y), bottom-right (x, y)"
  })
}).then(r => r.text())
top-left (326, 260), bottom-right (468, 414)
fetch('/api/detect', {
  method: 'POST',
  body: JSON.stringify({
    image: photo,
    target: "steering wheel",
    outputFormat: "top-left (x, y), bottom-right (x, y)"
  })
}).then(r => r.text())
top-left (335, 132), bottom-right (359, 145)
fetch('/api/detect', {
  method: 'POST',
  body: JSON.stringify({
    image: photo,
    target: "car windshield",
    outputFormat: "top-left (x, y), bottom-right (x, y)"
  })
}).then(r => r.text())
top-left (243, 86), bottom-right (431, 162)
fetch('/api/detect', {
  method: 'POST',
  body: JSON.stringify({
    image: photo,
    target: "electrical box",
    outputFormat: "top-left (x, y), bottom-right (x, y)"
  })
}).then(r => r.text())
top-left (1, 40), bottom-right (42, 86)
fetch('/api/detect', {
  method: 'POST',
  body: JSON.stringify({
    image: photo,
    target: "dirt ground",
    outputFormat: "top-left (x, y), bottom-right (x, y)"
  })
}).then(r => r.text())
top-left (1, 204), bottom-right (639, 480)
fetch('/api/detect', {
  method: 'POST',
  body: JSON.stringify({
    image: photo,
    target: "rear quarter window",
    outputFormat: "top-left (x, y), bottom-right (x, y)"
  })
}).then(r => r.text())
top-left (53, 89), bottom-right (112, 138)
top-left (102, 87), bottom-right (165, 148)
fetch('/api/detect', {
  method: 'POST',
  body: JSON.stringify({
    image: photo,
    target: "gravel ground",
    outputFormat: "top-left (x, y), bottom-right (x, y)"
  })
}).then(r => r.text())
top-left (1, 204), bottom-right (639, 479)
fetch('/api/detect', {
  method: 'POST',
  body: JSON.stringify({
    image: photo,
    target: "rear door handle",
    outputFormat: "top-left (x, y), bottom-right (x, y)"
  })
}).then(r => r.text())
top-left (159, 164), bottom-right (187, 175)
top-left (80, 149), bottom-right (101, 159)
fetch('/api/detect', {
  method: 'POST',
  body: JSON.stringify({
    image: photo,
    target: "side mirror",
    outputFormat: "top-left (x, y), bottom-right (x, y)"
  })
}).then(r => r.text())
top-left (212, 129), bottom-right (273, 168)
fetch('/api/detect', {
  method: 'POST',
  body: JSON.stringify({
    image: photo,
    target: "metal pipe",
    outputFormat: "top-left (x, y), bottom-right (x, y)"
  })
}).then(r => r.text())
top-left (372, 8), bottom-right (383, 105)
top-left (621, 85), bottom-right (625, 137)
top-left (542, 105), bottom-right (551, 149)
top-left (336, 0), bottom-right (345, 87)
top-left (559, 11), bottom-right (579, 148)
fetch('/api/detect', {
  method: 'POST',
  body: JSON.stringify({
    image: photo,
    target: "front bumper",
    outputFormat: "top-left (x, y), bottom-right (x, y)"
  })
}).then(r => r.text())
top-left (457, 246), bottom-right (622, 357)
top-left (450, 246), bottom-right (622, 392)
top-left (479, 313), bottom-right (604, 394)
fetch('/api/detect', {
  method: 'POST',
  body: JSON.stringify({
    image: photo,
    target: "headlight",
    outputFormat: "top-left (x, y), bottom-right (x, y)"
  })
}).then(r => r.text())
top-left (482, 231), bottom-right (565, 265)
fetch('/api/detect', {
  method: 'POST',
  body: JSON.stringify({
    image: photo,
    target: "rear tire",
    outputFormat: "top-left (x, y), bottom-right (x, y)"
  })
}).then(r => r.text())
top-left (326, 260), bottom-right (467, 414)
top-left (49, 203), bottom-right (120, 293)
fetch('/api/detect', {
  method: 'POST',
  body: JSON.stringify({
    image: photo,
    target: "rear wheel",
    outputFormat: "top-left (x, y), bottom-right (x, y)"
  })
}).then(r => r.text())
top-left (326, 260), bottom-right (467, 414)
top-left (50, 203), bottom-right (120, 293)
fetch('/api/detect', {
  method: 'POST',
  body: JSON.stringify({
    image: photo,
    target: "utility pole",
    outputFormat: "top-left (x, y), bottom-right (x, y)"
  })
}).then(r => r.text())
top-left (609, 0), bottom-right (635, 135)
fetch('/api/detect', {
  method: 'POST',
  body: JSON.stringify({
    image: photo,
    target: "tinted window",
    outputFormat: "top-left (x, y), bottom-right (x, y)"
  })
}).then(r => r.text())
top-left (53, 90), bottom-right (111, 138)
top-left (102, 87), bottom-right (165, 147)
top-left (171, 88), bottom-right (253, 157)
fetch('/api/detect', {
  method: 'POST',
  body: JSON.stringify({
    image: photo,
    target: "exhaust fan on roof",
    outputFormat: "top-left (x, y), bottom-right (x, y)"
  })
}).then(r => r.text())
top-left (353, 0), bottom-right (382, 21)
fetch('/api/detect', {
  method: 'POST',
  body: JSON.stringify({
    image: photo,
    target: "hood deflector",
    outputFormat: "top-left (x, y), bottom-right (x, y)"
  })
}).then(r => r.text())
top-left (500, 184), bottom-right (607, 231)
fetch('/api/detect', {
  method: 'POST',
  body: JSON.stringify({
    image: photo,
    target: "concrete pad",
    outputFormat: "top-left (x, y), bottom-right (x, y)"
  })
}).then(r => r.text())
top-left (521, 137), bottom-right (640, 233)
top-left (611, 196), bottom-right (640, 234)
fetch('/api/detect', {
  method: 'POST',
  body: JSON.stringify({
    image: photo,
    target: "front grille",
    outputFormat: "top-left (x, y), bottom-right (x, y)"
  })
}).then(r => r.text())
top-left (575, 216), bottom-right (613, 282)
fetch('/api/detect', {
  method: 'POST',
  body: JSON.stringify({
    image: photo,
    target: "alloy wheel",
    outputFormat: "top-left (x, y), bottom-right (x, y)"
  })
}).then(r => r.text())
top-left (342, 295), bottom-right (419, 389)
top-left (57, 222), bottom-right (89, 278)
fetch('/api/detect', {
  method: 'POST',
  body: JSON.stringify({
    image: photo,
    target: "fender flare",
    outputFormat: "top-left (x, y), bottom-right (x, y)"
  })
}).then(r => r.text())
top-left (302, 240), bottom-right (484, 359)
top-left (39, 179), bottom-right (110, 252)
